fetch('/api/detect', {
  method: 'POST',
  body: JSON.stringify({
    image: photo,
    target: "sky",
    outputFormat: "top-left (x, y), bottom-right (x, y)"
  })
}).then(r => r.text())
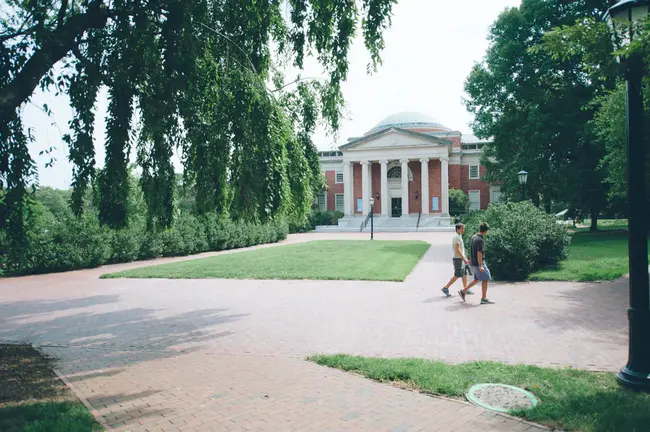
top-left (23, 0), bottom-right (521, 190)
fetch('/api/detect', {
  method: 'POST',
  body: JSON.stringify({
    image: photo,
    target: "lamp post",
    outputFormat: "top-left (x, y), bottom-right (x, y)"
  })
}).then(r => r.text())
top-left (604, 0), bottom-right (650, 392)
top-left (369, 197), bottom-right (375, 240)
top-left (517, 170), bottom-right (528, 201)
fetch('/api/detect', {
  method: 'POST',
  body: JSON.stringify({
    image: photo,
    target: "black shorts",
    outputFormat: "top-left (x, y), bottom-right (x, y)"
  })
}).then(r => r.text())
top-left (453, 258), bottom-right (464, 277)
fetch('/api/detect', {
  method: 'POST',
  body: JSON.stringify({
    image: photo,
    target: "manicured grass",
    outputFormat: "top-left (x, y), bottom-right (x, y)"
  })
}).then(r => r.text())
top-left (529, 231), bottom-right (650, 282)
top-left (0, 344), bottom-right (102, 432)
top-left (573, 218), bottom-right (628, 233)
top-left (310, 355), bottom-right (650, 432)
top-left (0, 402), bottom-right (101, 432)
top-left (102, 240), bottom-right (430, 281)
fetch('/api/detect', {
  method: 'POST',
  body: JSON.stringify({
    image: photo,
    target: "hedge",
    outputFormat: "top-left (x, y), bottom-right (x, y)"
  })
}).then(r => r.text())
top-left (0, 203), bottom-right (288, 276)
top-left (461, 201), bottom-right (570, 281)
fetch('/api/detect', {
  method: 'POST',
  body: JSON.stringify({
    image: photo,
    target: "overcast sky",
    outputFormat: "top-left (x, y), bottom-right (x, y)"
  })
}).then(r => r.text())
top-left (24, 0), bottom-right (520, 189)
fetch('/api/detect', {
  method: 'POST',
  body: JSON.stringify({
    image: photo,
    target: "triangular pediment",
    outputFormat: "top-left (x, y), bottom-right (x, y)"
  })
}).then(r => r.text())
top-left (339, 127), bottom-right (450, 151)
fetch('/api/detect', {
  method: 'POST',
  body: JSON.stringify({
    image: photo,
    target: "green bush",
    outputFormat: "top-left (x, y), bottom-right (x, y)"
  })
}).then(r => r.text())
top-left (449, 188), bottom-right (470, 216)
top-left (461, 201), bottom-right (570, 281)
top-left (310, 210), bottom-right (344, 227)
top-left (1, 206), bottom-right (288, 275)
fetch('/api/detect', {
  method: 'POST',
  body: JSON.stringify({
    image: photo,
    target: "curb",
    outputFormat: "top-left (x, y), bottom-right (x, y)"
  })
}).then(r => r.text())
top-left (53, 368), bottom-right (107, 430)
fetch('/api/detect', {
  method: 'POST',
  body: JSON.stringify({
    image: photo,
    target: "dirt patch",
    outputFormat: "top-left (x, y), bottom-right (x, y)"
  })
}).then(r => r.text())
top-left (0, 344), bottom-right (76, 407)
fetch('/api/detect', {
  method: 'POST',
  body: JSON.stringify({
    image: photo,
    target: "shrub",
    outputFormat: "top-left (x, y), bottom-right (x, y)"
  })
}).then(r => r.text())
top-left (1, 205), bottom-right (287, 275)
top-left (310, 210), bottom-right (344, 227)
top-left (449, 188), bottom-right (470, 216)
top-left (461, 201), bottom-right (570, 281)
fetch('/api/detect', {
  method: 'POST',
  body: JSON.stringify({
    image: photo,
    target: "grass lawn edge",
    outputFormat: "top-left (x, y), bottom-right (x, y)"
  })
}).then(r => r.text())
top-left (100, 240), bottom-right (430, 282)
top-left (307, 354), bottom-right (650, 432)
top-left (0, 343), bottom-right (102, 432)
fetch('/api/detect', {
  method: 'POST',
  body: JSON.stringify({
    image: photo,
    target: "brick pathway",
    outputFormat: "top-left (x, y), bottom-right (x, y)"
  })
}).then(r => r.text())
top-left (0, 232), bottom-right (629, 431)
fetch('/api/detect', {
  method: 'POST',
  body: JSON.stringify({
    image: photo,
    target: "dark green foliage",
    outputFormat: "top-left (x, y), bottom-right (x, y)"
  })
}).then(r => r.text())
top-left (287, 210), bottom-right (344, 233)
top-left (461, 202), bottom-right (570, 281)
top-left (464, 0), bottom-right (611, 225)
top-left (310, 210), bottom-right (344, 227)
top-left (448, 188), bottom-right (470, 216)
top-left (0, 189), bottom-right (288, 276)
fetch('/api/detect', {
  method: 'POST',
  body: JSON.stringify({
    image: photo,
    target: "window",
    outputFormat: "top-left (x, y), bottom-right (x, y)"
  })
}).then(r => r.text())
top-left (335, 171), bottom-right (344, 183)
top-left (317, 192), bottom-right (327, 211)
top-left (387, 166), bottom-right (402, 179)
top-left (335, 194), bottom-right (345, 212)
top-left (469, 165), bottom-right (480, 180)
top-left (469, 190), bottom-right (481, 211)
top-left (491, 189), bottom-right (503, 204)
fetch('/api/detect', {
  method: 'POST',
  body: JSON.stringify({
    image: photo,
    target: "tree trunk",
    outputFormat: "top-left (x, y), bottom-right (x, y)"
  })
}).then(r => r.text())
top-left (0, 0), bottom-right (109, 121)
top-left (590, 211), bottom-right (599, 232)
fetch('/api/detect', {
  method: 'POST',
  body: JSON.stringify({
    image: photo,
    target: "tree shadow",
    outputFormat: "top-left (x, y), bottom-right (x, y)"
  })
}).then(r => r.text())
top-left (0, 295), bottom-right (246, 373)
top-left (0, 295), bottom-right (119, 320)
top-left (528, 279), bottom-right (629, 340)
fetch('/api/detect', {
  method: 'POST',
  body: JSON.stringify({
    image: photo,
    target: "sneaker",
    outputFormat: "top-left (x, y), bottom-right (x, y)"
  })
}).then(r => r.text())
top-left (466, 290), bottom-right (475, 295)
top-left (480, 298), bottom-right (495, 305)
top-left (458, 290), bottom-right (466, 302)
top-left (441, 287), bottom-right (451, 297)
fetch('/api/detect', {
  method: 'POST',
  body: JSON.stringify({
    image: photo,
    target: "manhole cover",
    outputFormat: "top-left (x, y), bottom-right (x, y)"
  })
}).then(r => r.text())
top-left (466, 383), bottom-right (538, 413)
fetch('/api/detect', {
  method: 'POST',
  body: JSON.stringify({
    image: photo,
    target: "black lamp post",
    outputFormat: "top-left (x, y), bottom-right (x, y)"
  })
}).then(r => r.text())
top-left (604, 0), bottom-right (650, 392)
top-left (369, 197), bottom-right (375, 240)
top-left (517, 170), bottom-right (528, 201)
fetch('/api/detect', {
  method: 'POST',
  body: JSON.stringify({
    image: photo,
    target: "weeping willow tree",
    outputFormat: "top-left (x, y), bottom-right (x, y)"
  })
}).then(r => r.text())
top-left (0, 0), bottom-right (397, 245)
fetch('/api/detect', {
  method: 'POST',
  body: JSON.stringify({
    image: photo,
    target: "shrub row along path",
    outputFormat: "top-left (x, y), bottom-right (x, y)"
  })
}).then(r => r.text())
top-left (0, 233), bottom-right (628, 431)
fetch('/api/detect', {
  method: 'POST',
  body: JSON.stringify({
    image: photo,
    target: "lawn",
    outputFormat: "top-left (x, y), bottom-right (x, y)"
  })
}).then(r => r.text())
top-left (529, 231), bottom-right (650, 282)
top-left (0, 344), bottom-right (102, 432)
top-left (310, 355), bottom-right (650, 432)
top-left (102, 240), bottom-right (431, 281)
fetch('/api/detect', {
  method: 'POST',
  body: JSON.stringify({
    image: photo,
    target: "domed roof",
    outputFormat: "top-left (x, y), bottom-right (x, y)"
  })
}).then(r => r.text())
top-left (368, 111), bottom-right (450, 134)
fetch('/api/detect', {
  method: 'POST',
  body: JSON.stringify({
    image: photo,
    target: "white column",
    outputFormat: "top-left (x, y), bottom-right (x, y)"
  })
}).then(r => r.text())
top-left (441, 155), bottom-right (450, 216)
top-left (420, 158), bottom-right (430, 215)
top-left (400, 159), bottom-right (409, 216)
top-left (361, 160), bottom-right (370, 216)
top-left (380, 160), bottom-right (389, 216)
top-left (343, 161), bottom-right (353, 216)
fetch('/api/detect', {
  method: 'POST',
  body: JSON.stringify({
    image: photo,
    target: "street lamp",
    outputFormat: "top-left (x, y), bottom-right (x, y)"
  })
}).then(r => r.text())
top-left (604, 0), bottom-right (650, 392)
top-left (369, 197), bottom-right (375, 240)
top-left (517, 170), bottom-right (528, 201)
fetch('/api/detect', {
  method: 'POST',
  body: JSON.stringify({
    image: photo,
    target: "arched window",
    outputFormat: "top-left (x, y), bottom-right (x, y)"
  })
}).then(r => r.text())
top-left (387, 166), bottom-right (401, 179)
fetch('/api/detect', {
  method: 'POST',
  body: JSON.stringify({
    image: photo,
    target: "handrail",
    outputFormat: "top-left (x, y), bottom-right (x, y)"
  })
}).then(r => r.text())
top-left (416, 212), bottom-right (421, 229)
top-left (360, 212), bottom-right (372, 232)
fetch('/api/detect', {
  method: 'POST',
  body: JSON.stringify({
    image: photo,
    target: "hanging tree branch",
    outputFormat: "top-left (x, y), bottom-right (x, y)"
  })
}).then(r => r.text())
top-left (0, 0), bottom-right (109, 121)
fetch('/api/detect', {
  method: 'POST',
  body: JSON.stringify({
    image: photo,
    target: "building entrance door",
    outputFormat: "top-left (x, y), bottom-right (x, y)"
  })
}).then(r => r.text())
top-left (391, 198), bottom-right (402, 217)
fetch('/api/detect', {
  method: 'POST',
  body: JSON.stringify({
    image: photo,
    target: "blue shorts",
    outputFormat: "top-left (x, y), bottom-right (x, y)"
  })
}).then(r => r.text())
top-left (471, 264), bottom-right (491, 281)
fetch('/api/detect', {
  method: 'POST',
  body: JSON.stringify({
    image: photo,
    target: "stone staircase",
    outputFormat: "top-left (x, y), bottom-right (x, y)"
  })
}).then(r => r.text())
top-left (314, 214), bottom-right (454, 232)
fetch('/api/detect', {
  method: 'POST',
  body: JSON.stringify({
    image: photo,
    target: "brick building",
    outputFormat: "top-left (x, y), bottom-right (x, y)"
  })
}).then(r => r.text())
top-left (318, 112), bottom-right (501, 229)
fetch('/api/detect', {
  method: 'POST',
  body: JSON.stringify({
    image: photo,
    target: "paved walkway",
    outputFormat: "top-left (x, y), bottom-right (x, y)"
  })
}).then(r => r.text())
top-left (0, 233), bottom-right (629, 431)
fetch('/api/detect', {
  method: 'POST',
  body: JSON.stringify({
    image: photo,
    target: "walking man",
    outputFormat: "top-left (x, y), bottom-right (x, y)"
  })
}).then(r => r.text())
top-left (459, 222), bottom-right (494, 304)
top-left (441, 223), bottom-right (473, 297)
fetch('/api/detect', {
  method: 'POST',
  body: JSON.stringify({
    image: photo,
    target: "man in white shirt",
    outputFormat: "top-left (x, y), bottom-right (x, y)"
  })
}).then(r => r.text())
top-left (441, 223), bottom-right (473, 297)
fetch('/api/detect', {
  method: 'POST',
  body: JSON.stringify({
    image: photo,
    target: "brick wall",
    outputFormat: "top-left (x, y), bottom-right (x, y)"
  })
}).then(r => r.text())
top-left (460, 165), bottom-right (490, 210)
top-left (353, 163), bottom-right (362, 214)
top-left (407, 161), bottom-right (421, 213)
top-left (428, 159), bottom-right (442, 214)
top-left (449, 164), bottom-right (462, 190)
top-left (324, 159), bottom-right (489, 214)
top-left (371, 163), bottom-right (382, 215)
top-left (324, 170), bottom-right (344, 211)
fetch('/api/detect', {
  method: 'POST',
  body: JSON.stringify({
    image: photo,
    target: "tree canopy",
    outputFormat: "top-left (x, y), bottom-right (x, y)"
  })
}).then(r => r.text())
top-left (463, 0), bottom-right (612, 227)
top-left (0, 0), bottom-right (397, 245)
top-left (537, 11), bottom-right (650, 214)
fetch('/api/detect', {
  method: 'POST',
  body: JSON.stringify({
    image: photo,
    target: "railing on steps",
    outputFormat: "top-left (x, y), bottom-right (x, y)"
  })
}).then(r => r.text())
top-left (360, 212), bottom-right (372, 232)
top-left (416, 212), bottom-right (421, 230)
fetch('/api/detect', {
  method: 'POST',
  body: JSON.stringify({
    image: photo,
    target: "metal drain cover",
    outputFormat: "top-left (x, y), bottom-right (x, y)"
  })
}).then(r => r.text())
top-left (466, 383), bottom-right (538, 413)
